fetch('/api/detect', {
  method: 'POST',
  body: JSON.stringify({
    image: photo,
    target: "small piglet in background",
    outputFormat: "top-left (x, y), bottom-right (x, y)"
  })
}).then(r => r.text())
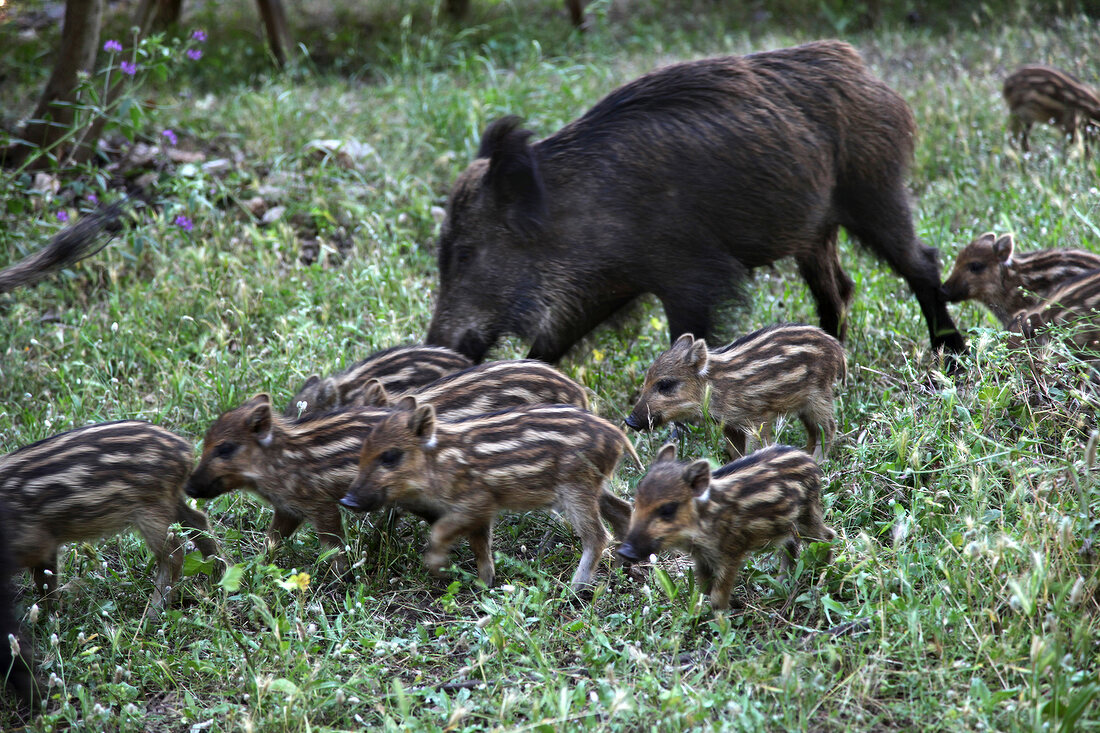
top-left (285, 344), bottom-right (472, 417)
top-left (626, 325), bottom-right (845, 459)
top-left (187, 394), bottom-right (396, 573)
top-left (0, 421), bottom-right (219, 609)
top-left (616, 444), bottom-right (834, 610)
top-left (0, 496), bottom-right (38, 712)
top-left (1003, 65), bottom-right (1100, 154)
top-left (356, 359), bottom-right (589, 419)
top-left (340, 402), bottom-right (634, 591)
top-left (941, 232), bottom-right (1100, 327)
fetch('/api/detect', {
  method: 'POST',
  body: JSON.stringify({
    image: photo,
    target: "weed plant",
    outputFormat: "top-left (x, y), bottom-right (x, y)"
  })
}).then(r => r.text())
top-left (1, 1), bottom-right (1099, 730)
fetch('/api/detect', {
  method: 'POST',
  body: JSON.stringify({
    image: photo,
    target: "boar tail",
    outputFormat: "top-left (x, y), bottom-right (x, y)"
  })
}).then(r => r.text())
top-left (0, 199), bottom-right (128, 295)
top-left (620, 434), bottom-right (644, 470)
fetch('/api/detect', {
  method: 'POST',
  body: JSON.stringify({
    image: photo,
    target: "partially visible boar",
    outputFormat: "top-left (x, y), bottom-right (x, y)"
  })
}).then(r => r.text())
top-left (427, 40), bottom-right (964, 364)
top-left (616, 444), bottom-right (834, 610)
top-left (0, 497), bottom-right (38, 712)
top-left (340, 402), bottom-right (634, 590)
top-left (0, 421), bottom-right (218, 608)
top-left (285, 345), bottom-right (472, 418)
top-left (1003, 65), bottom-right (1100, 153)
top-left (357, 359), bottom-right (589, 419)
top-left (1010, 269), bottom-right (1100, 355)
top-left (0, 200), bottom-right (125, 295)
top-left (941, 232), bottom-right (1100, 326)
top-left (625, 325), bottom-right (845, 459)
top-left (187, 394), bottom-right (399, 572)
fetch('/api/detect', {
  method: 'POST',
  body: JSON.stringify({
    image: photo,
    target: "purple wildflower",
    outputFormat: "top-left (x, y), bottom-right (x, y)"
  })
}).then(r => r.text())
top-left (119, 61), bottom-right (137, 76)
top-left (162, 129), bottom-right (178, 146)
top-left (57, 210), bottom-right (69, 223)
top-left (192, 30), bottom-right (207, 42)
top-left (186, 49), bottom-right (203, 61)
top-left (103, 40), bottom-right (123, 53)
top-left (174, 215), bottom-right (193, 232)
top-left (87, 194), bottom-right (98, 204)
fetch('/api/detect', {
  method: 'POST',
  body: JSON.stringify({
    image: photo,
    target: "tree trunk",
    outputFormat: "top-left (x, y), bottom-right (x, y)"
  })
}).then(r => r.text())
top-left (133, 0), bottom-right (184, 34)
top-left (2, 0), bottom-right (105, 168)
top-left (257, 0), bottom-right (293, 67)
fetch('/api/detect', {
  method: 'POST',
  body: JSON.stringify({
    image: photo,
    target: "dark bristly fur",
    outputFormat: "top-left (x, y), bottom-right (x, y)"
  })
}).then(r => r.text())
top-left (0, 420), bottom-right (218, 609)
top-left (626, 325), bottom-right (846, 459)
top-left (340, 402), bottom-right (634, 590)
top-left (285, 345), bottom-right (472, 417)
top-left (0, 200), bottom-right (126, 295)
top-left (617, 444), bottom-right (834, 610)
top-left (942, 233), bottom-right (1100, 327)
top-left (1003, 65), bottom-right (1100, 153)
top-left (357, 359), bottom-right (589, 419)
top-left (426, 40), bottom-right (964, 364)
top-left (0, 497), bottom-right (38, 712)
top-left (188, 395), bottom-right (406, 572)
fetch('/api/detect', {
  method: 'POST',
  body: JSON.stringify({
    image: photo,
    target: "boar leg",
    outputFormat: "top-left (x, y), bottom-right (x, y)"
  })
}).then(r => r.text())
top-left (796, 233), bottom-right (854, 342)
top-left (527, 294), bottom-right (637, 363)
top-left (709, 554), bottom-right (746, 611)
top-left (597, 487), bottom-right (632, 540)
top-left (466, 523), bottom-right (495, 587)
top-left (32, 553), bottom-right (59, 604)
top-left (266, 510), bottom-right (304, 550)
top-left (839, 184), bottom-right (965, 354)
top-left (135, 513), bottom-right (184, 608)
top-left (424, 513), bottom-right (476, 579)
top-left (722, 424), bottom-right (747, 459)
top-left (177, 500), bottom-right (220, 559)
top-left (311, 505), bottom-right (348, 574)
top-left (561, 491), bottom-right (610, 589)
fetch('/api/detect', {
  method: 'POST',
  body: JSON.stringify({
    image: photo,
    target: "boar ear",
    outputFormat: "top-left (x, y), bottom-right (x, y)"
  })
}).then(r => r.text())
top-left (316, 379), bottom-right (338, 410)
top-left (993, 234), bottom-right (1015, 266)
top-left (671, 333), bottom-right (695, 351)
top-left (395, 395), bottom-right (418, 412)
top-left (655, 443), bottom-right (678, 463)
top-left (974, 232), bottom-right (996, 247)
top-left (301, 375), bottom-right (320, 389)
top-left (246, 395), bottom-right (274, 447)
top-left (683, 460), bottom-right (711, 499)
top-left (410, 404), bottom-right (438, 448)
top-left (360, 379), bottom-right (391, 407)
top-left (479, 116), bottom-right (547, 238)
top-left (687, 338), bottom-right (709, 376)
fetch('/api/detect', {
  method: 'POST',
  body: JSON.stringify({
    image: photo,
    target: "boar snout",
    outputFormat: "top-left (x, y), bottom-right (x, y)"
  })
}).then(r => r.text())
top-left (185, 474), bottom-right (223, 499)
top-left (940, 281), bottom-right (966, 302)
top-left (340, 487), bottom-right (384, 513)
top-left (623, 415), bottom-right (643, 431)
top-left (615, 543), bottom-right (641, 562)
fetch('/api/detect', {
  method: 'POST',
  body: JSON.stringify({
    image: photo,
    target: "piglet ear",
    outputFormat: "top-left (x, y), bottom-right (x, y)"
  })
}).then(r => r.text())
top-left (671, 333), bottom-right (695, 351)
top-left (479, 115), bottom-right (547, 238)
top-left (973, 232), bottom-right (996, 247)
top-left (301, 375), bottom-right (320, 389)
top-left (316, 379), bottom-right (339, 410)
top-left (683, 459), bottom-right (712, 498)
top-left (359, 379), bottom-right (391, 408)
top-left (655, 443), bottom-right (678, 464)
top-left (246, 395), bottom-right (274, 447)
top-left (410, 404), bottom-right (438, 447)
top-left (993, 234), bottom-right (1015, 265)
top-left (689, 338), bottom-right (709, 376)
top-left (394, 395), bottom-right (418, 412)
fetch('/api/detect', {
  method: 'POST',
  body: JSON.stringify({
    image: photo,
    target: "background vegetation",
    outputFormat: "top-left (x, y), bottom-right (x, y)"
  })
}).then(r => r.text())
top-left (2, 0), bottom-right (1099, 730)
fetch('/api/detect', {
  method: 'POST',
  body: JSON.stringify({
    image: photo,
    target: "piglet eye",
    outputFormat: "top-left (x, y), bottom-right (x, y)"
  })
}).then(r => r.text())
top-left (656, 379), bottom-right (678, 395)
top-left (967, 262), bottom-right (986, 274)
top-left (657, 502), bottom-right (679, 520)
top-left (379, 448), bottom-right (404, 468)
top-left (214, 442), bottom-right (238, 459)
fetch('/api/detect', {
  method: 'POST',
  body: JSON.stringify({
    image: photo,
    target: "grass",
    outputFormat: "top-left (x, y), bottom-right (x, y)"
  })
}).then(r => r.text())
top-left (2, 0), bottom-right (1100, 730)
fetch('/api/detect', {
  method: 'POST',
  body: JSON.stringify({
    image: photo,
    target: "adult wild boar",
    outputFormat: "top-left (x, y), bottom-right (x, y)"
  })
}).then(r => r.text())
top-left (426, 40), bottom-right (965, 363)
